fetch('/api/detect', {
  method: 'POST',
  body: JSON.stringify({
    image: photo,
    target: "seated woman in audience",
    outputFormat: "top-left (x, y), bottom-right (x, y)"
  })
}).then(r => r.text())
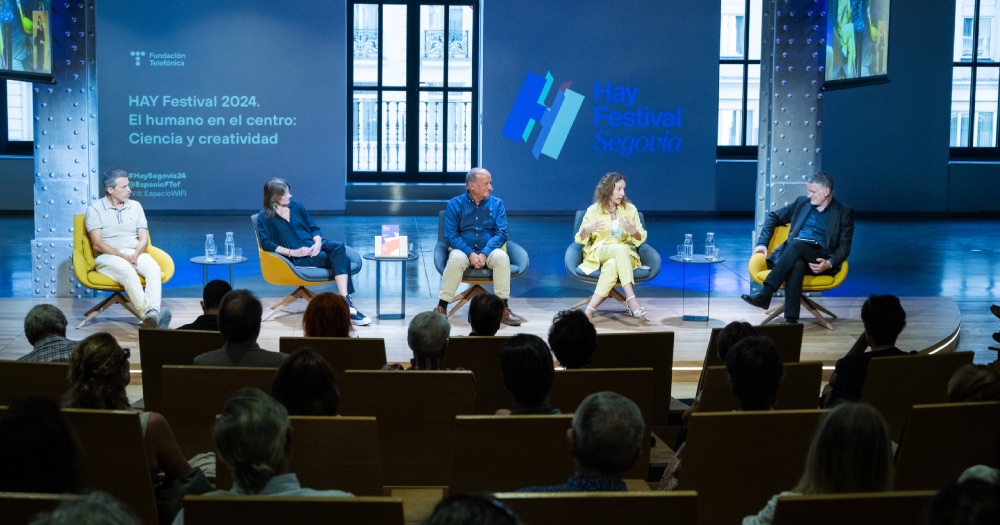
top-left (681, 321), bottom-right (758, 424)
top-left (742, 402), bottom-right (894, 525)
top-left (271, 348), bottom-right (340, 416)
top-left (0, 396), bottom-right (81, 494)
top-left (947, 363), bottom-right (1000, 402)
top-left (63, 332), bottom-right (192, 481)
top-left (660, 335), bottom-right (784, 490)
top-left (496, 334), bottom-right (559, 415)
top-left (574, 172), bottom-right (648, 321)
top-left (302, 292), bottom-right (353, 337)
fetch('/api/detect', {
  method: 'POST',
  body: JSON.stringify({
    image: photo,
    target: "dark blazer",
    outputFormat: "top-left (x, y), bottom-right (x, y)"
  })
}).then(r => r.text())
top-left (193, 341), bottom-right (287, 367)
top-left (756, 196), bottom-right (854, 272)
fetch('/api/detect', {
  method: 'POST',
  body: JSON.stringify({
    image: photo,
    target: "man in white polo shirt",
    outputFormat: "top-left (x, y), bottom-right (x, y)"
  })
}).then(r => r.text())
top-left (85, 168), bottom-right (166, 329)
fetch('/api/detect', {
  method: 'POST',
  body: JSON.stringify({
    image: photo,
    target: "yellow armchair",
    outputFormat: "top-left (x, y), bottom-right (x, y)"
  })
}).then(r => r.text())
top-left (748, 225), bottom-right (848, 329)
top-left (73, 214), bottom-right (175, 328)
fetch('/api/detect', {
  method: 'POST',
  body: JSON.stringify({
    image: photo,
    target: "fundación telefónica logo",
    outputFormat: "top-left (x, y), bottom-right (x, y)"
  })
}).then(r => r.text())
top-left (501, 70), bottom-right (584, 160)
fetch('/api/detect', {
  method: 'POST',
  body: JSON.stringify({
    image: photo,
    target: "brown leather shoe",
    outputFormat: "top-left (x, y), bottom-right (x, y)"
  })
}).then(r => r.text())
top-left (501, 307), bottom-right (523, 326)
top-left (433, 305), bottom-right (447, 315)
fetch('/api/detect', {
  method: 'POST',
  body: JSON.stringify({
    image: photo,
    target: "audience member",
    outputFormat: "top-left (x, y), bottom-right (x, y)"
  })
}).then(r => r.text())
top-left (743, 402), bottom-right (893, 525)
top-left (924, 477), bottom-right (1000, 525)
top-left (497, 334), bottom-right (559, 415)
top-left (0, 396), bottom-right (81, 493)
top-left (29, 491), bottom-right (140, 525)
top-left (383, 311), bottom-right (452, 370)
top-left (424, 493), bottom-right (521, 525)
top-left (19, 304), bottom-right (77, 362)
top-left (947, 363), bottom-right (1000, 402)
top-left (63, 333), bottom-right (192, 483)
top-left (177, 279), bottom-right (231, 331)
top-left (468, 293), bottom-right (505, 336)
top-left (302, 292), bottom-right (354, 338)
top-left (518, 391), bottom-right (644, 492)
top-left (193, 290), bottom-right (286, 367)
top-left (660, 335), bottom-right (784, 490)
top-left (172, 387), bottom-right (352, 525)
top-left (548, 309), bottom-right (597, 369)
top-left (271, 348), bottom-right (340, 416)
top-left (821, 294), bottom-right (915, 407)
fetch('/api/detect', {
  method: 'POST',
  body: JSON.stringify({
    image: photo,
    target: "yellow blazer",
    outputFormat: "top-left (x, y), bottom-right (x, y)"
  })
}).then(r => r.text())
top-left (575, 202), bottom-right (646, 275)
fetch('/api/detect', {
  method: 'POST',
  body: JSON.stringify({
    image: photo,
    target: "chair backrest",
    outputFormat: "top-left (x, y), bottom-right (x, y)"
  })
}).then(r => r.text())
top-left (159, 365), bottom-right (278, 458)
top-left (62, 408), bottom-right (159, 525)
top-left (441, 336), bottom-right (511, 414)
top-left (697, 361), bottom-right (823, 412)
top-left (138, 329), bottom-right (226, 412)
top-left (450, 415), bottom-right (575, 494)
top-left (893, 401), bottom-right (1000, 490)
top-left (279, 337), bottom-right (387, 380)
top-left (0, 492), bottom-right (83, 525)
top-left (183, 495), bottom-right (405, 525)
top-left (72, 214), bottom-right (97, 284)
top-left (681, 410), bottom-right (825, 525)
top-left (703, 322), bottom-right (804, 368)
top-left (548, 368), bottom-right (653, 480)
top-left (859, 351), bottom-right (974, 441)
top-left (0, 361), bottom-right (71, 405)
top-left (215, 416), bottom-right (384, 496)
top-left (339, 370), bottom-right (476, 486)
top-left (771, 490), bottom-right (937, 525)
top-left (591, 332), bottom-right (674, 426)
top-left (496, 491), bottom-right (698, 525)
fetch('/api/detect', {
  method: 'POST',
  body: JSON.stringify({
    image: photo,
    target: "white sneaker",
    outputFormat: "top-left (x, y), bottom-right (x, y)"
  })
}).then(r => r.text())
top-left (140, 309), bottom-right (159, 329)
top-left (158, 308), bottom-right (172, 329)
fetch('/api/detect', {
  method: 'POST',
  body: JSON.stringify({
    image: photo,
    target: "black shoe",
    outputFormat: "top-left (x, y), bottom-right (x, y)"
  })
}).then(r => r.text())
top-left (741, 291), bottom-right (771, 310)
top-left (993, 331), bottom-right (1000, 344)
top-left (991, 304), bottom-right (1000, 319)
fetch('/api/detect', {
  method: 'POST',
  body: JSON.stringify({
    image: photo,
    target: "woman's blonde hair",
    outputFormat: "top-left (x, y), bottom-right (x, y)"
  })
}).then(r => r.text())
top-left (63, 333), bottom-right (130, 410)
top-left (947, 364), bottom-right (1000, 402)
top-left (794, 402), bottom-right (893, 494)
top-left (592, 172), bottom-right (628, 213)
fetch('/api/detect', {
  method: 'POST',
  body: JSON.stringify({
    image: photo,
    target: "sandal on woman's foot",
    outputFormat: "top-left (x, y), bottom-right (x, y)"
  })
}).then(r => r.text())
top-left (625, 296), bottom-right (646, 319)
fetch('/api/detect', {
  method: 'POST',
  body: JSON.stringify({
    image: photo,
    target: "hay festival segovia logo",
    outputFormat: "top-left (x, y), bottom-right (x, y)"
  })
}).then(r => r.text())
top-left (503, 70), bottom-right (683, 160)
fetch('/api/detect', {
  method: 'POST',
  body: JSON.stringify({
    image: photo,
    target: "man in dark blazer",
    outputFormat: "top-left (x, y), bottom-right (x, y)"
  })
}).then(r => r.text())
top-left (741, 171), bottom-right (854, 323)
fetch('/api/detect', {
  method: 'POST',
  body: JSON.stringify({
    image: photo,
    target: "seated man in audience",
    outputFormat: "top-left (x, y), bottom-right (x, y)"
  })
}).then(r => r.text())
top-left (467, 293), bottom-right (505, 336)
top-left (18, 304), bottom-right (77, 362)
top-left (193, 290), bottom-right (286, 367)
top-left (177, 279), bottom-right (232, 331)
top-left (383, 310), bottom-right (452, 370)
top-left (172, 388), bottom-right (352, 525)
top-left (821, 294), bottom-right (915, 407)
top-left (518, 391), bottom-right (644, 492)
top-left (497, 334), bottom-right (559, 415)
top-left (548, 309), bottom-right (597, 369)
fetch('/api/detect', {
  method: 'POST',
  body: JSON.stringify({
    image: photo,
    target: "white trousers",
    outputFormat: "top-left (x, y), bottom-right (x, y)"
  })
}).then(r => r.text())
top-left (94, 249), bottom-right (162, 315)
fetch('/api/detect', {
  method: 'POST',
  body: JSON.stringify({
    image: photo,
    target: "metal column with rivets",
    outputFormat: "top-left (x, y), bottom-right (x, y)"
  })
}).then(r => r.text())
top-left (32, 2), bottom-right (98, 298)
top-left (755, 0), bottom-right (826, 253)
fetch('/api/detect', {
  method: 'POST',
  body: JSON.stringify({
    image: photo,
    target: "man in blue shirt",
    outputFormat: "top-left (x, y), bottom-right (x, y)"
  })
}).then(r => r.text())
top-left (435, 168), bottom-right (522, 326)
top-left (517, 391), bottom-right (644, 492)
top-left (741, 171), bottom-right (854, 324)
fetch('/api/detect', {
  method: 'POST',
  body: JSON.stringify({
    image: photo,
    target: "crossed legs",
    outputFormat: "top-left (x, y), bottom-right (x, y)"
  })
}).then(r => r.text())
top-left (584, 244), bottom-right (644, 320)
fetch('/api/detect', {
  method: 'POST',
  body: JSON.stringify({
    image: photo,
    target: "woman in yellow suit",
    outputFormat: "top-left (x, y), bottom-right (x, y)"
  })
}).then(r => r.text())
top-left (576, 172), bottom-right (647, 321)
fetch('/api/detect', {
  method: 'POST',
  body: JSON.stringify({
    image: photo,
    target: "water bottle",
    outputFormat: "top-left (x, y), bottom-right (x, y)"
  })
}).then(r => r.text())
top-left (205, 234), bottom-right (217, 262)
top-left (224, 232), bottom-right (235, 260)
top-left (705, 232), bottom-right (716, 260)
top-left (683, 233), bottom-right (693, 260)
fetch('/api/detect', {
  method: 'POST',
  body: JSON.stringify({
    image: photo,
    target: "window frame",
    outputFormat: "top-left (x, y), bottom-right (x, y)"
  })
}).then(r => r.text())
top-left (717, 0), bottom-right (760, 159)
top-left (2, 80), bottom-right (34, 155)
top-left (952, 0), bottom-right (1000, 157)
top-left (347, 0), bottom-right (480, 183)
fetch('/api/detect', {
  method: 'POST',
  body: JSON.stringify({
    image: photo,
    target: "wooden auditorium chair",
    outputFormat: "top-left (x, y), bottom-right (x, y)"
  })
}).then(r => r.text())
top-left (591, 331), bottom-right (675, 427)
top-left (279, 336), bottom-right (387, 379)
top-left (696, 362), bottom-right (823, 412)
top-left (0, 361), bottom-right (70, 405)
top-left (747, 224), bottom-right (848, 329)
top-left (183, 495), bottom-right (405, 525)
top-left (338, 370), bottom-right (476, 487)
top-left (441, 335), bottom-right (510, 414)
top-left (72, 213), bottom-right (174, 328)
top-left (0, 492), bottom-right (82, 525)
top-left (495, 491), bottom-right (698, 525)
top-left (771, 491), bottom-right (936, 525)
top-left (137, 328), bottom-right (225, 412)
